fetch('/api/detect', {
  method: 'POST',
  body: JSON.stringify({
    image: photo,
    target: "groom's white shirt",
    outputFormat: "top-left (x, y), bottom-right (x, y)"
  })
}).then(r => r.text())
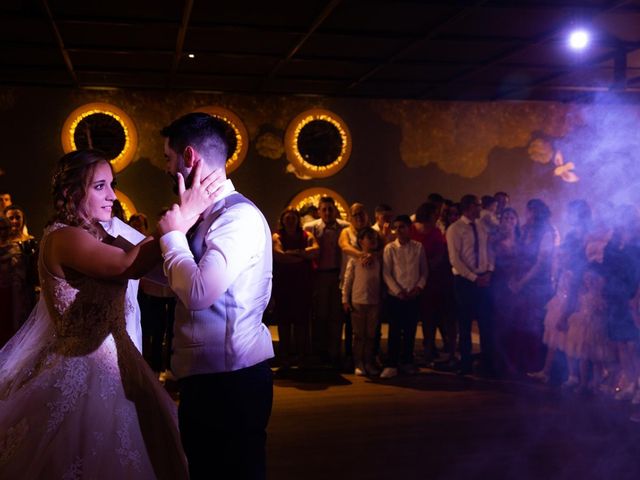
top-left (100, 217), bottom-right (146, 352)
top-left (159, 179), bottom-right (273, 378)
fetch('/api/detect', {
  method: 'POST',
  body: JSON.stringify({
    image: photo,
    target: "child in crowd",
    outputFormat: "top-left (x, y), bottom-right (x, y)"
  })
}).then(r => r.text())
top-left (380, 215), bottom-right (428, 379)
top-left (563, 262), bottom-right (611, 392)
top-left (528, 267), bottom-right (572, 383)
top-left (342, 227), bottom-right (383, 376)
top-left (561, 230), bottom-right (614, 392)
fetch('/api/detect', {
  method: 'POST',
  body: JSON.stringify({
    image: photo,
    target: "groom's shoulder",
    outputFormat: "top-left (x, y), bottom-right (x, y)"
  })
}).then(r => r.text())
top-left (205, 194), bottom-right (265, 229)
top-left (224, 193), bottom-right (267, 219)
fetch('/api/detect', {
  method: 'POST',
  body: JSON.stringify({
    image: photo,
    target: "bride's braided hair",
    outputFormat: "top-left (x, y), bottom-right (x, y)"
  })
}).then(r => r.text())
top-left (49, 150), bottom-right (112, 237)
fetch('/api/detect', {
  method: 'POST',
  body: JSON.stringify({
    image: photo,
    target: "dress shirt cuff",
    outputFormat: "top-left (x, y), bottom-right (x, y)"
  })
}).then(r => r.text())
top-left (159, 230), bottom-right (189, 254)
top-left (387, 285), bottom-right (402, 297)
top-left (452, 267), bottom-right (477, 282)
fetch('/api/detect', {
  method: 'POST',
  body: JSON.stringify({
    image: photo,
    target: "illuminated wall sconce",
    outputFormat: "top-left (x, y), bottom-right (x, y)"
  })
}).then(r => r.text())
top-left (114, 189), bottom-right (137, 221)
top-left (289, 187), bottom-right (349, 221)
top-left (61, 102), bottom-right (138, 173)
top-left (195, 106), bottom-right (249, 175)
top-left (285, 108), bottom-right (352, 179)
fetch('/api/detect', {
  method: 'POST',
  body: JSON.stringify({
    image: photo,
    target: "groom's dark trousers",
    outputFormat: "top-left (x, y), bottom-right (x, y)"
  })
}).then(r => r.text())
top-left (179, 361), bottom-right (273, 480)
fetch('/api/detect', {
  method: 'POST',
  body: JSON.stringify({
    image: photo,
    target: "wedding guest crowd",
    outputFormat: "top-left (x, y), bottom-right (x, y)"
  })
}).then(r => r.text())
top-left (268, 191), bottom-right (640, 422)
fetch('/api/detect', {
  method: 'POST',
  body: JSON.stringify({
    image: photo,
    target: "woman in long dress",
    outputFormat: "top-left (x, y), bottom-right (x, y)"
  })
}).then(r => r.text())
top-left (272, 207), bottom-right (318, 370)
top-left (490, 207), bottom-right (521, 377)
top-left (508, 199), bottom-right (556, 374)
top-left (0, 149), bottom-right (217, 478)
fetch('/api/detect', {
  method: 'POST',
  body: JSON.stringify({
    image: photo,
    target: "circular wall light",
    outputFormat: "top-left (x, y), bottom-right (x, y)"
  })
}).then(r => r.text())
top-left (196, 106), bottom-right (249, 175)
top-left (285, 108), bottom-right (352, 179)
top-left (289, 187), bottom-right (349, 221)
top-left (61, 102), bottom-right (138, 173)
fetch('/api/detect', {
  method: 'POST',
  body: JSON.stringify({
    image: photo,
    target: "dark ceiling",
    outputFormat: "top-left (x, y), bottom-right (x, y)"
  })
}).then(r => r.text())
top-left (3, 0), bottom-right (640, 101)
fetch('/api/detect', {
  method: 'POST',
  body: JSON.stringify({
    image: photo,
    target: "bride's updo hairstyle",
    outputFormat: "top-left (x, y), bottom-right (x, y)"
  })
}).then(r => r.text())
top-left (49, 149), bottom-right (112, 236)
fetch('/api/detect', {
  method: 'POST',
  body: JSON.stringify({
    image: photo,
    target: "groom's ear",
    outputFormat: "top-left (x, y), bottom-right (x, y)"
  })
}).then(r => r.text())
top-left (183, 146), bottom-right (196, 167)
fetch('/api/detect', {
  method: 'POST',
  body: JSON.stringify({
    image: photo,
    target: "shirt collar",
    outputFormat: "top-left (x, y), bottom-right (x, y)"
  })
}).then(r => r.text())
top-left (201, 179), bottom-right (236, 218)
top-left (393, 238), bottom-right (410, 247)
top-left (322, 220), bottom-right (340, 229)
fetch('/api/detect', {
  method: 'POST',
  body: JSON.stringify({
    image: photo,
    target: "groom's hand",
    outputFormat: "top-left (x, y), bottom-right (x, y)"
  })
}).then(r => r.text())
top-left (178, 160), bottom-right (225, 220)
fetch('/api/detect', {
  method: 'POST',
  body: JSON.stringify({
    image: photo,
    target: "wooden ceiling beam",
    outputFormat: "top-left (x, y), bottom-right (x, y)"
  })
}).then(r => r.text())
top-left (497, 45), bottom-right (640, 100)
top-left (417, 0), bottom-right (635, 99)
top-left (344, 0), bottom-right (490, 91)
top-left (263, 0), bottom-right (343, 82)
top-left (40, 0), bottom-right (77, 86)
top-left (168, 0), bottom-right (194, 87)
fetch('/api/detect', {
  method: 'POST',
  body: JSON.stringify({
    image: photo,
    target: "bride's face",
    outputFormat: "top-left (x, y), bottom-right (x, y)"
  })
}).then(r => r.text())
top-left (80, 161), bottom-right (116, 223)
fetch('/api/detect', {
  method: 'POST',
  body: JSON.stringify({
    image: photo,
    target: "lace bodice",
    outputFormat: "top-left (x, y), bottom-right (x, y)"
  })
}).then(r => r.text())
top-left (39, 223), bottom-right (129, 355)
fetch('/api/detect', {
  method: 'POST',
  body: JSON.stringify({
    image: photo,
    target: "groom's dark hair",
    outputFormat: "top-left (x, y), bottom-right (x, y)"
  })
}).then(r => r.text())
top-left (161, 112), bottom-right (229, 169)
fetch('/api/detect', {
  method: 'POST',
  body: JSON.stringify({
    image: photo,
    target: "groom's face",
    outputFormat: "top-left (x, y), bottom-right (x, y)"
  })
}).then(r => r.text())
top-left (164, 139), bottom-right (195, 195)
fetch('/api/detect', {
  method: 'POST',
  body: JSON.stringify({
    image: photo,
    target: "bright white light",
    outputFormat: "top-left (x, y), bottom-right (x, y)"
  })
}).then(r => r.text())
top-left (188, 53), bottom-right (195, 59)
top-left (569, 30), bottom-right (590, 50)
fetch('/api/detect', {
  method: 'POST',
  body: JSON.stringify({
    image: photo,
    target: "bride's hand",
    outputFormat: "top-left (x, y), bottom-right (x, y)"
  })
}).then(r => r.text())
top-left (157, 204), bottom-right (192, 235)
top-left (178, 160), bottom-right (225, 221)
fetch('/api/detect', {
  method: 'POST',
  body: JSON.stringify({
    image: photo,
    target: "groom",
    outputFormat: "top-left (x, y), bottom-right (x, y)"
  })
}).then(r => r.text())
top-left (157, 113), bottom-right (274, 480)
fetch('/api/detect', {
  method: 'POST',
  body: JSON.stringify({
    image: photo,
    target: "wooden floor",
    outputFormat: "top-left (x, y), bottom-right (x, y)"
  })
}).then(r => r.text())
top-left (266, 365), bottom-right (640, 480)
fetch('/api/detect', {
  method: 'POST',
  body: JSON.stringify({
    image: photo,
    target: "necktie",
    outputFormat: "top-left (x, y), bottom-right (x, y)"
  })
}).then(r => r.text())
top-left (470, 221), bottom-right (479, 269)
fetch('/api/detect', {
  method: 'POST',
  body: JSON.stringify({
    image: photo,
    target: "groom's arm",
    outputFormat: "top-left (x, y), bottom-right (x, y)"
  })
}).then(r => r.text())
top-left (159, 204), bottom-right (264, 311)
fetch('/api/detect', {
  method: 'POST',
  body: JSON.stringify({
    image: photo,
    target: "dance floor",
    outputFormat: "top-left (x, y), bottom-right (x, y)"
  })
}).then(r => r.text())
top-left (266, 331), bottom-right (640, 480)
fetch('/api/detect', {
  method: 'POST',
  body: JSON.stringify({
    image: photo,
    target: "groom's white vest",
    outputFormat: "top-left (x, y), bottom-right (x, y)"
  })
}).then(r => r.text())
top-left (171, 193), bottom-right (274, 378)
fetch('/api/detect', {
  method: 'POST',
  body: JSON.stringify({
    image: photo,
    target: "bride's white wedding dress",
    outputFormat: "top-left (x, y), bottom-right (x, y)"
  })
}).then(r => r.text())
top-left (0, 223), bottom-right (188, 479)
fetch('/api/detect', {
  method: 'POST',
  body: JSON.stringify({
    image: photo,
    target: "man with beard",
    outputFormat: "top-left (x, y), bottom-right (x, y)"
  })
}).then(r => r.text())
top-left (158, 113), bottom-right (274, 480)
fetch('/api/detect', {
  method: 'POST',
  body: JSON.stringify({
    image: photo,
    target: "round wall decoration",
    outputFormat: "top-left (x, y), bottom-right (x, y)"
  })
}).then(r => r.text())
top-left (114, 189), bottom-right (137, 221)
top-left (289, 187), bottom-right (349, 221)
top-left (285, 108), bottom-right (351, 179)
top-left (61, 102), bottom-right (138, 173)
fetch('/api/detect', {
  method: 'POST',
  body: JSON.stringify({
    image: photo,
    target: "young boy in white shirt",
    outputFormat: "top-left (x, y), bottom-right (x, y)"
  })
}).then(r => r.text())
top-left (381, 215), bottom-right (428, 378)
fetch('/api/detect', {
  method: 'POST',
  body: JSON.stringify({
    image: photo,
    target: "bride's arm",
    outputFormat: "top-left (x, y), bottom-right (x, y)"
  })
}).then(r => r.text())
top-left (47, 226), bottom-right (159, 281)
top-left (118, 236), bottom-right (161, 279)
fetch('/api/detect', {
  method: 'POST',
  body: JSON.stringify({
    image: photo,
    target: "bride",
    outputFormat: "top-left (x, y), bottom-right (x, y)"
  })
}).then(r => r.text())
top-left (0, 149), bottom-right (219, 479)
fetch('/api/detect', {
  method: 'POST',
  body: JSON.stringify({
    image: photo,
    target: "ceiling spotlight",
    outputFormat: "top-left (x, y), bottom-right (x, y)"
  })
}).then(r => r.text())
top-left (568, 29), bottom-right (589, 50)
top-left (187, 53), bottom-right (195, 59)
